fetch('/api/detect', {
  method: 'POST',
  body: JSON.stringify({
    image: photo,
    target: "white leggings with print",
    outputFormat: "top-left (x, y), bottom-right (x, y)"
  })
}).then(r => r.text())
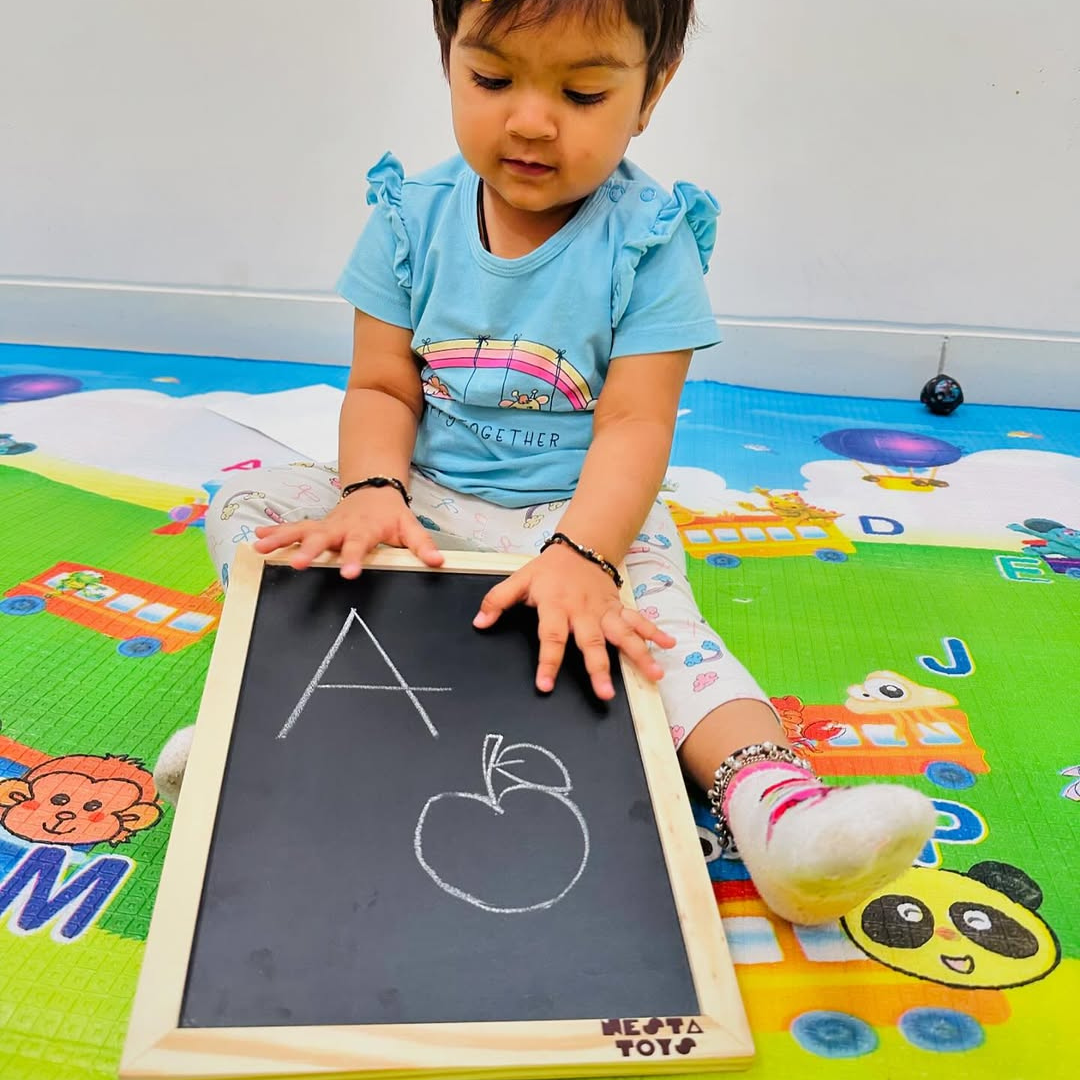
top-left (204, 462), bottom-right (770, 750)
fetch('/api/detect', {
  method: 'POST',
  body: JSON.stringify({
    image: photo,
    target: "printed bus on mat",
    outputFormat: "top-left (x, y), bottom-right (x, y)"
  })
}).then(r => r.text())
top-left (0, 561), bottom-right (221, 657)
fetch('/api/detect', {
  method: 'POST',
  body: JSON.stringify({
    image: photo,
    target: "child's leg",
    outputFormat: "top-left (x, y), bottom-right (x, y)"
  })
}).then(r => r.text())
top-left (399, 473), bottom-right (503, 552)
top-left (203, 461), bottom-right (343, 588)
top-left (157, 461), bottom-right (340, 801)
top-left (627, 500), bottom-right (936, 925)
top-left (203, 465), bottom-right (486, 591)
top-left (155, 465), bottom-right (484, 803)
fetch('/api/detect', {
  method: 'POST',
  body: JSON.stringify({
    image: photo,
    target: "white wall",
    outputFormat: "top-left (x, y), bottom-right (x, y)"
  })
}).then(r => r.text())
top-left (2, 1), bottom-right (1079, 401)
top-left (659, 1), bottom-right (1080, 333)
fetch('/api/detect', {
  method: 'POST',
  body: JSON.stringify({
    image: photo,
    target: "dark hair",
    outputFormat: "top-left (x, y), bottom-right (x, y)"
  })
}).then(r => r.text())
top-left (431, 0), bottom-right (697, 98)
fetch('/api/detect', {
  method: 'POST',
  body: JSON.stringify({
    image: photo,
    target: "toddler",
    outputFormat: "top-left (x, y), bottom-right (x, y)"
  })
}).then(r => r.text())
top-left (157, 0), bottom-right (935, 926)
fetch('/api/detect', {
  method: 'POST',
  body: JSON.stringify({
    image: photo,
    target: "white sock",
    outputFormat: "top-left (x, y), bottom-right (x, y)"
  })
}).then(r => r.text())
top-left (153, 725), bottom-right (195, 806)
top-left (723, 761), bottom-right (937, 925)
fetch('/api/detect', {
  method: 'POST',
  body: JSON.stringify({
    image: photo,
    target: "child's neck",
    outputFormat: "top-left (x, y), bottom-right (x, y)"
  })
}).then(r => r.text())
top-left (479, 180), bottom-right (585, 259)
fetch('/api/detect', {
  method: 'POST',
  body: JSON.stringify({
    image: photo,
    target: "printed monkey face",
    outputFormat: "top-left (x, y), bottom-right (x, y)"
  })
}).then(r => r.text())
top-left (842, 865), bottom-right (1059, 990)
top-left (2, 771), bottom-right (146, 846)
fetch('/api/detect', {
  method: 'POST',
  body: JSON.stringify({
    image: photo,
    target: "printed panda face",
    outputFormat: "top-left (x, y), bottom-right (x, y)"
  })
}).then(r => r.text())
top-left (841, 865), bottom-right (1059, 990)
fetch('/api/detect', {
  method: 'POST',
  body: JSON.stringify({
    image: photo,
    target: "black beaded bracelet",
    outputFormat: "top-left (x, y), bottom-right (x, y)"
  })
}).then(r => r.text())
top-left (339, 476), bottom-right (412, 505)
top-left (539, 532), bottom-right (624, 588)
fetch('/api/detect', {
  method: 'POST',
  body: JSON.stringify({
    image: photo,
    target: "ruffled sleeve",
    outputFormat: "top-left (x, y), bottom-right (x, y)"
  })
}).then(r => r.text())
top-left (365, 151), bottom-right (412, 291)
top-left (611, 180), bottom-right (720, 328)
top-left (607, 180), bottom-right (722, 359)
top-left (335, 152), bottom-right (414, 329)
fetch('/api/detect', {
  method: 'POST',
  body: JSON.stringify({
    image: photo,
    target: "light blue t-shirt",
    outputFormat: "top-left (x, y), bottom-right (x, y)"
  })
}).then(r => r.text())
top-left (336, 152), bottom-right (721, 508)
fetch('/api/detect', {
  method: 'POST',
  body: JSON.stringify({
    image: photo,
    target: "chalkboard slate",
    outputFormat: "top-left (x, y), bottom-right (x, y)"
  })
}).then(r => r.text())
top-left (182, 560), bottom-right (697, 1027)
top-left (121, 546), bottom-right (753, 1079)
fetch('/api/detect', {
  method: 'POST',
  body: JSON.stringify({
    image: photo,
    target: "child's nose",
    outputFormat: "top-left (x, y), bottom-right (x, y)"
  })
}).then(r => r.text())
top-left (506, 93), bottom-right (557, 141)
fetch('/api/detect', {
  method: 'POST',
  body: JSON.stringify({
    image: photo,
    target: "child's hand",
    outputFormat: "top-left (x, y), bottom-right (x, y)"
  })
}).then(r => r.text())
top-left (472, 543), bottom-right (675, 700)
top-left (251, 487), bottom-right (444, 578)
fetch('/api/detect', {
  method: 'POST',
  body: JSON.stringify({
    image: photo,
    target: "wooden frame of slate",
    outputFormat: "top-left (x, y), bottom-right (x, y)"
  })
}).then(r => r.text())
top-left (121, 543), bottom-right (753, 1079)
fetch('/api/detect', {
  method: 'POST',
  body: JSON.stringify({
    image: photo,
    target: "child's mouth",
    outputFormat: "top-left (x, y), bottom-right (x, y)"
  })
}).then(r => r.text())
top-left (503, 159), bottom-right (555, 177)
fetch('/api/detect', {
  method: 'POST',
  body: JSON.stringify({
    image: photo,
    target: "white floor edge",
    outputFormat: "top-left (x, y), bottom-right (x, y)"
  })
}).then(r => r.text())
top-left (2, 280), bottom-right (1078, 409)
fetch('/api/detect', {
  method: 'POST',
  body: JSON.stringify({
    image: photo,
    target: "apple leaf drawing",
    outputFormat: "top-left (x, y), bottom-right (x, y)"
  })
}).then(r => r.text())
top-left (484, 733), bottom-right (572, 795)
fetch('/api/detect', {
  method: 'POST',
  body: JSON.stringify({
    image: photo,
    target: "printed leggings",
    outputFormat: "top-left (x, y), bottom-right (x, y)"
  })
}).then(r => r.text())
top-left (203, 462), bottom-right (770, 749)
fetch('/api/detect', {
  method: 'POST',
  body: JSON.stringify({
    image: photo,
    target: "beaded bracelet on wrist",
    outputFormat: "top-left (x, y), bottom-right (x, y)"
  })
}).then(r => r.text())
top-left (339, 476), bottom-right (411, 505)
top-left (539, 532), bottom-right (624, 588)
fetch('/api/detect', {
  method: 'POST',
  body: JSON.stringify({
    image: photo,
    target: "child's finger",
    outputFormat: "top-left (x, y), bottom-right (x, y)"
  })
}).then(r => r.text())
top-left (290, 525), bottom-right (339, 570)
top-left (402, 517), bottom-right (446, 568)
top-left (472, 574), bottom-right (526, 630)
top-left (567, 615), bottom-right (614, 700)
top-left (622, 607), bottom-right (676, 649)
top-left (603, 614), bottom-right (664, 683)
top-left (535, 610), bottom-right (570, 693)
top-left (252, 523), bottom-right (307, 553)
top-left (338, 532), bottom-right (378, 579)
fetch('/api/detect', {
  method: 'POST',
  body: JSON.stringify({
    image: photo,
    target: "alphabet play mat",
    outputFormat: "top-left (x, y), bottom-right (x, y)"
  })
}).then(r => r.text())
top-left (0, 342), bottom-right (1075, 1080)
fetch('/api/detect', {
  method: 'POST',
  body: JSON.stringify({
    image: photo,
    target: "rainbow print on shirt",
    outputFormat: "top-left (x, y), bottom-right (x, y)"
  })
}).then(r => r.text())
top-left (418, 336), bottom-right (598, 412)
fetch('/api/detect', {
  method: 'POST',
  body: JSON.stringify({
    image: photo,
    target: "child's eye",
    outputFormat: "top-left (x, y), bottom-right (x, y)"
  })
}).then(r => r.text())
top-left (565, 90), bottom-right (607, 107)
top-left (471, 72), bottom-right (510, 91)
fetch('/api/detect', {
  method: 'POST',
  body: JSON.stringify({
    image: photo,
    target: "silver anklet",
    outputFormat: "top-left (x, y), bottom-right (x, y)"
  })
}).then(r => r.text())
top-left (708, 741), bottom-right (808, 850)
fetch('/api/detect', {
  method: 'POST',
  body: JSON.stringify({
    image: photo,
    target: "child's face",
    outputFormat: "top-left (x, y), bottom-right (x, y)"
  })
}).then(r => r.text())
top-left (448, 1), bottom-right (671, 218)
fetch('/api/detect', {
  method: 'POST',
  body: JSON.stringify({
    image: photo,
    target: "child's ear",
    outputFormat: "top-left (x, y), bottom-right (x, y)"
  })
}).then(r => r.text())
top-left (635, 59), bottom-right (682, 135)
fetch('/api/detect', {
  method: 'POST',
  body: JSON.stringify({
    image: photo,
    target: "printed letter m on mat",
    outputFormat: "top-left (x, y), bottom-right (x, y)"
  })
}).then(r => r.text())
top-left (0, 846), bottom-right (132, 942)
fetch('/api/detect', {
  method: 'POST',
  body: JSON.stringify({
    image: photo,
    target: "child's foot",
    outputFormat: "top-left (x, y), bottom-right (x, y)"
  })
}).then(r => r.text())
top-left (724, 760), bottom-right (937, 925)
top-left (153, 725), bottom-right (195, 805)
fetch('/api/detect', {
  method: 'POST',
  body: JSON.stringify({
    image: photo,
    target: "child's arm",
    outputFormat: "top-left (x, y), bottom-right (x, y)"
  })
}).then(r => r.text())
top-left (253, 310), bottom-right (444, 577)
top-left (473, 349), bottom-right (690, 699)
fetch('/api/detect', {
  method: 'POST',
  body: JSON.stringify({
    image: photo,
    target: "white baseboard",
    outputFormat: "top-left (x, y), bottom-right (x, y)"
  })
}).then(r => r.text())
top-left (0, 278), bottom-right (354, 367)
top-left (2, 278), bottom-right (1078, 409)
top-left (694, 320), bottom-right (1080, 409)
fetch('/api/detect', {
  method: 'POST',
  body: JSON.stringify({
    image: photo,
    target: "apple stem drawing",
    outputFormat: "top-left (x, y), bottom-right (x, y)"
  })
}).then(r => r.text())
top-left (276, 608), bottom-right (449, 740)
top-left (414, 734), bottom-right (590, 914)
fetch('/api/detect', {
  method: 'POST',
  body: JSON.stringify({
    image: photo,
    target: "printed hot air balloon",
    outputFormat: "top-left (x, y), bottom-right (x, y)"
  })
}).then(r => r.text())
top-left (817, 428), bottom-right (962, 491)
top-left (0, 374), bottom-right (83, 403)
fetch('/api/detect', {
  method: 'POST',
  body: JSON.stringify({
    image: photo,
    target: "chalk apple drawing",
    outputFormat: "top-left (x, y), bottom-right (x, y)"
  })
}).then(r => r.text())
top-left (414, 733), bottom-right (590, 913)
